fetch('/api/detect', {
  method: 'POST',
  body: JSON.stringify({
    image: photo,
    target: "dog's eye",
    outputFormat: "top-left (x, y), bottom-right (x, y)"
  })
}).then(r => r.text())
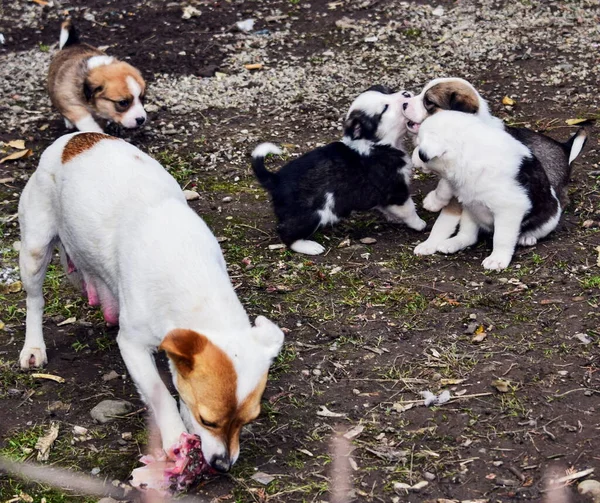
top-left (382, 104), bottom-right (389, 114)
top-left (117, 99), bottom-right (130, 109)
top-left (424, 96), bottom-right (434, 108)
top-left (199, 416), bottom-right (218, 428)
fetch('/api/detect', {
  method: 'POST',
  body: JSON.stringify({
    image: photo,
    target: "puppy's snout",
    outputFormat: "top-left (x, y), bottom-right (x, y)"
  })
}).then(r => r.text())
top-left (210, 455), bottom-right (232, 473)
top-left (135, 116), bottom-right (146, 126)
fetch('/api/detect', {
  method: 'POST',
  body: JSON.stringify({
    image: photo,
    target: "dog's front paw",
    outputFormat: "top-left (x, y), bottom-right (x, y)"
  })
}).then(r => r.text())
top-left (290, 240), bottom-right (325, 256)
top-left (482, 253), bottom-right (512, 271)
top-left (422, 191), bottom-right (447, 213)
top-left (414, 240), bottom-right (438, 256)
top-left (407, 216), bottom-right (427, 232)
top-left (518, 235), bottom-right (537, 247)
top-left (19, 346), bottom-right (47, 369)
top-left (436, 238), bottom-right (467, 255)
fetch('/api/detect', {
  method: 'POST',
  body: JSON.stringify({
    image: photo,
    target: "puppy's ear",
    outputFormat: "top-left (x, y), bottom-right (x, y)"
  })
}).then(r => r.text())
top-left (365, 84), bottom-right (396, 95)
top-left (344, 116), bottom-right (363, 140)
top-left (160, 329), bottom-right (208, 377)
top-left (252, 316), bottom-right (284, 361)
top-left (83, 79), bottom-right (104, 101)
top-left (448, 90), bottom-right (479, 114)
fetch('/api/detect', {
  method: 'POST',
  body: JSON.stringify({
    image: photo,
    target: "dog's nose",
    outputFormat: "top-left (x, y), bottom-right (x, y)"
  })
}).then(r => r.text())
top-left (402, 102), bottom-right (408, 111)
top-left (210, 455), bottom-right (231, 473)
top-left (135, 116), bottom-right (146, 126)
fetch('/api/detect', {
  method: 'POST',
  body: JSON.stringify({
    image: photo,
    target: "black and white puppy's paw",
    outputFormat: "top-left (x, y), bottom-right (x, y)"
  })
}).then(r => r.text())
top-left (251, 86), bottom-right (424, 255)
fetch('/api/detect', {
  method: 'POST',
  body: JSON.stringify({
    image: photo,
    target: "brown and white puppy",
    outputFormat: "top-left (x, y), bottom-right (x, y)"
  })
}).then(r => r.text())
top-left (403, 77), bottom-right (587, 255)
top-left (47, 20), bottom-right (147, 132)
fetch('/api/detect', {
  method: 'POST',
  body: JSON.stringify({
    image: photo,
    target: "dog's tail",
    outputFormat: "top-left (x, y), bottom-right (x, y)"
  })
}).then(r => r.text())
top-left (563, 127), bottom-right (587, 165)
top-left (251, 143), bottom-right (281, 191)
top-left (59, 18), bottom-right (80, 50)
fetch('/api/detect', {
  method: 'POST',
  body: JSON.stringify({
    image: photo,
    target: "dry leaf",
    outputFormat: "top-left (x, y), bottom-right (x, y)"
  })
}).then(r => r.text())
top-left (251, 472), bottom-right (275, 485)
top-left (360, 237), bottom-right (377, 244)
top-left (57, 316), bottom-right (76, 326)
top-left (244, 63), bottom-right (263, 71)
top-left (1, 281), bottom-right (22, 293)
top-left (0, 149), bottom-right (32, 163)
top-left (316, 405), bottom-right (346, 418)
top-left (472, 326), bottom-right (487, 343)
top-left (7, 139), bottom-right (26, 149)
top-left (0, 177), bottom-right (15, 184)
top-left (343, 424), bottom-right (365, 440)
top-left (565, 118), bottom-right (588, 126)
top-left (492, 379), bottom-right (510, 393)
top-left (32, 0), bottom-right (50, 5)
top-left (502, 96), bottom-right (516, 106)
top-left (297, 448), bottom-right (313, 457)
top-left (32, 373), bottom-right (66, 383)
top-left (439, 378), bottom-right (465, 386)
top-left (35, 422), bottom-right (60, 461)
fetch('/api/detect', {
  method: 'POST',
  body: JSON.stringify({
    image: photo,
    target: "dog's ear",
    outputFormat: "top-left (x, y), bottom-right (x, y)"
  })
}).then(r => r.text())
top-left (83, 79), bottom-right (104, 101)
top-left (160, 329), bottom-right (208, 377)
top-left (252, 316), bottom-right (284, 361)
top-left (365, 84), bottom-right (396, 95)
top-left (448, 90), bottom-right (479, 114)
top-left (344, 116), bottom-right (363, 140)
top-left (344, 111), bottom-right (378, 141)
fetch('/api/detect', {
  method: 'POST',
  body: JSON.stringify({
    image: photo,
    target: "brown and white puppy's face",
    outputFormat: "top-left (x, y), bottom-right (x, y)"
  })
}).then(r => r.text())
top-left (84, 57), bottom-right (147, 129)
top-left (402, 77), bottom-right (489, 135)
top-left (160, 316), bottom-right (284, 473)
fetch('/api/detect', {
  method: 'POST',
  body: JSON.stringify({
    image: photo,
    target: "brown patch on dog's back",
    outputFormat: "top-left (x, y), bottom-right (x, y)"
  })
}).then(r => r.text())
top-left (425, 81), bottom-right (479, 115)
top-left (61, 133), bottom-right (115, 164)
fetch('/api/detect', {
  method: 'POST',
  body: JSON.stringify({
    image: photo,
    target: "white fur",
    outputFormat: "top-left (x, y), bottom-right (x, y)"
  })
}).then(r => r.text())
top-left (568, 131), bottom-right (587, 165)
top-left (119, 76), bottom-right (147, 129)
top-left (87, 55), bottom-right (116, 70)
top-left (59, 26), bottom-right (70, 50)
top-left (18, 133), bottom-right (284, 463)
top-left (378, 199), bottom-right (426, 230)
top-left (252, 143), bottom-right (282, 158)
top-left (318, 192), bottom-right (339, 226)
top-left (341, 137), bottom-right (372, 156)
top-left (74, 115), bottom-right (103, 133)
top-left (414, 207), bottom-right (460, 255)
top-left (290, 240), bottom-right (325, 255)
top-left (413, 111), bottom-right (562, 270)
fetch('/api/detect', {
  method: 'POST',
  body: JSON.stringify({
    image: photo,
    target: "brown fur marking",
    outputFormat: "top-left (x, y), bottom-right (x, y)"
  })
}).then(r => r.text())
top-left (61, 133), bottom-right (115, 164)
top-left (445, 197), bottom-right (463, 215)
top-left (425, 81), bottom-right (480, 115)
top-left (161, 329), bottom-right (270, 460)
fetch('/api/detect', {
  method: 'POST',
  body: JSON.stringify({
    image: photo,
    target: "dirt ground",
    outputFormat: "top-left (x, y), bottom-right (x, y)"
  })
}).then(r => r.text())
top-left (0, 0), bottom-right (599, 502)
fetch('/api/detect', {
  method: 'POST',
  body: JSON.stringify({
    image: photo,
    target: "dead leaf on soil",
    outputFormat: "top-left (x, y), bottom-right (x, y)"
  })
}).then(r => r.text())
top-left (595, 246), bottom-right (600, 267)
top-left (7, 139), bottom-right (26, 149)
top-left (251, 472), bottom-right (275, 485)
top-left (317, 405), bottom-right (346, 418)
top-left (439, 378), bottom-right (465, 386)
top-left (32, 373), bottom-right (66, 383)
top-left (32, 0), bottom-right (50, 6)
top-left (56, 316), bottom-right (76, 326)
top-left (492, 379), bottom-right (510, 393)
top-left (392, 402), bottom-right (415, 413)
top-left (244, 63), bottom-right (263, 71)
top-left (1, 281), bottom-right (22, 293)
top-left (343, 424), bottom-right (364, 440)
top-left (502, 96), bottom-right (516, 106)
top-left (0, 149), bottom-right (32, 164)
top-left (472, 326), bottom-right (488, 343)
top-left (0, 177), bottom-right (15, 184)
top-left (35, 422), bottom-right (60, 461)
top-left (297, 448), bottom-right (313, 457)
top-left (565, 118), bottom-right (589, 126)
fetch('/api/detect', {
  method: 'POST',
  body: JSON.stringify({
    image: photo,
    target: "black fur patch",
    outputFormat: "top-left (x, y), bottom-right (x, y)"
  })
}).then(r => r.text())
top-left (516, 154), bottom-right (560, 234)
top-left (365, 84), bottom-right (396, 94)
top-left (253, 142), bottom-right (411, 246)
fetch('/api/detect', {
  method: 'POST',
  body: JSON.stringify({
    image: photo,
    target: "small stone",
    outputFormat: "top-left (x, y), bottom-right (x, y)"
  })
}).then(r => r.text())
top-left (582, 219), bottom-right (595, 228)
top-left (574, 333), bottom-right (592, 345)
top-left (312, 369), bottom-right (322, 376)
top-left (102, 370), bottom-right (119, 382)
top-left (12, 240), bottom-right (21, 251)
top-left (91, 467), bottom-right (101, 475)
top-left (578, 479), bottom-right (600, 503)
top-left (73, 425), bottom-right (88, 435)
top-left (121, 432), bottom-right (133, 440)
top-left (90, 400), bottom-right (133, 424)
top-left (469, 313), bottom-right (477, 319)
top-left (432, 6), bottom-right (445, 16)
top-left (251, 472), bottom-right (275, 485)
top-left (423, 471), bottom-right (436, 481)
top-left (222, 196), bottom-right (233, 203)
top-left (411, 480), bottom-right (429, 491)
top-left (183, 190), bottom-right (200, 201)
top-left (359, 237), bottom-right (377, 244)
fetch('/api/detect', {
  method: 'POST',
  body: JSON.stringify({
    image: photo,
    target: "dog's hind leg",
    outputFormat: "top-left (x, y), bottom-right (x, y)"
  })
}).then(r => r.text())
top-left (279, 217), bottom-right (325, 255)
top-left (18, 179), bottom-right (58, 369)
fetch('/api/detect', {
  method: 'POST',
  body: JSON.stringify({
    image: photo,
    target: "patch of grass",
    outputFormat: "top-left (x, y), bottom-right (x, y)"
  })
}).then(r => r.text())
top-left (0, 359), bottom-right (38, 398)
top-left (581, 276), bottom-right (600, 289)
top-left (39, 43), bottom-right (50, 52)
top-left (153, 150), bottom-right (195, 186)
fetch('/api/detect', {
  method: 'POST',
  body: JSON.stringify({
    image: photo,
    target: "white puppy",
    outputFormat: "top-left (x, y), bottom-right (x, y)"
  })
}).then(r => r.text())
top-left (412, 111), bottom-right (563, 270)
top-left (18, 132), bottom-right (284, 472)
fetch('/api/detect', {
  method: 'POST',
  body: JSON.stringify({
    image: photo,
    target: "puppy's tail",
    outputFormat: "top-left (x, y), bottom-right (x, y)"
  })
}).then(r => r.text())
top-left (251, 143), bottom-right (281, 191)
top-left (564, 127), bottom-right (587, 165)
top-left (59, 18), bottom-right (80, 50)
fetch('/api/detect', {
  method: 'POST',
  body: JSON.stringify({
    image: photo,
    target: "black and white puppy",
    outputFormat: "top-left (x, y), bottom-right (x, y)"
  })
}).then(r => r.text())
top-left (413, 111), bottom-right (572, 270)
top-left (402, 77), bottom-right (587, 255)
top-left (251, 86), bottom-right (426, 255)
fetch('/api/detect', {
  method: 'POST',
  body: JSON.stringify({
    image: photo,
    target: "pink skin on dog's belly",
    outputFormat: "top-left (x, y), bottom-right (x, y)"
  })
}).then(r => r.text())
top-left (66, 253), bottom-right (119, 324)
